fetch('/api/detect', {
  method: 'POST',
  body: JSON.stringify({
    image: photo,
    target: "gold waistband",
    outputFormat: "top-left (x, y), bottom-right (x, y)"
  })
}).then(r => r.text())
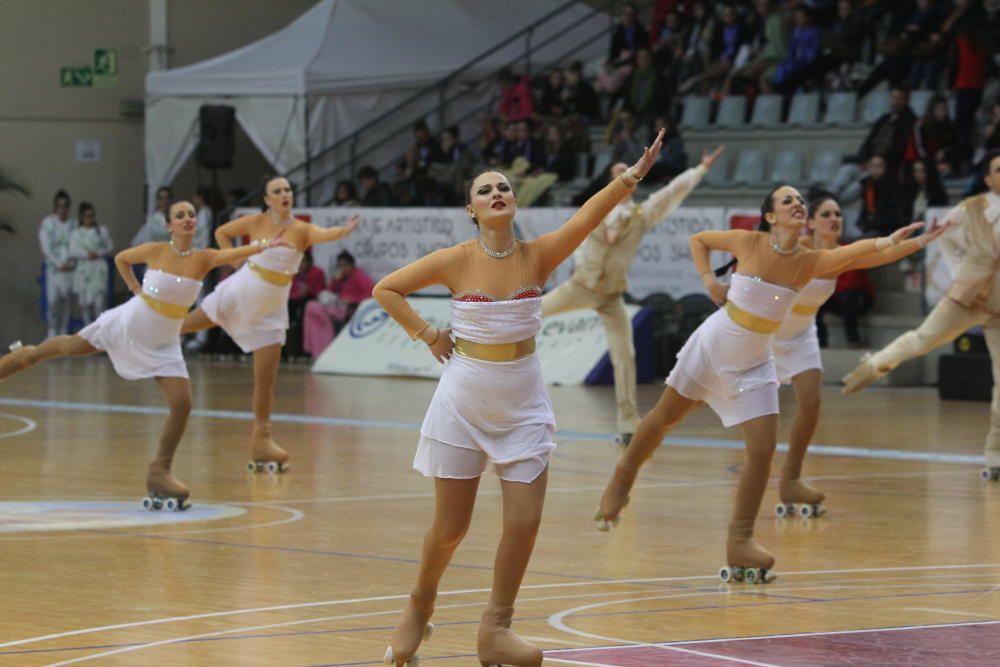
top-left (249, 261), bottom-right (293, 287)
top-left (791, 303), bottom-right (820, 317)
top-left (454, 337), bottom-right (536, 362)
top-left (725, 301), bottom-right (781, 334)
top-left (141, 293), bottom-right (190, 320)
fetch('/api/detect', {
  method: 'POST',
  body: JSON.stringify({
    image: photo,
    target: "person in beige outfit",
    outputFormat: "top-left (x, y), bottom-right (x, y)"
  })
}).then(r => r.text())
top-left (542, 145), bottom-right (724, 445)
top-left (843, 149), bottom-right (1000, 479)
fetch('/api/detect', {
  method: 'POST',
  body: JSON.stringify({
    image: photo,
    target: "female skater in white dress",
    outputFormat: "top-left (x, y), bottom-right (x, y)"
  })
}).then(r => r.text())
top-left (181, 177), bottom-right (359, 471)
top-left (771, 192), bottom-right (949, 518)
top-left (0, 201), bottom-right (291, 507)
top-left (374, 132), bottom-right (665, 666)
top-left (594, 185), bottom-right (922, 583)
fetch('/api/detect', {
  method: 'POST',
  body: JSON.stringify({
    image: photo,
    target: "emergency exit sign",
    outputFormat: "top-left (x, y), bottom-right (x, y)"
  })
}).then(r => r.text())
top-left (60, 67), bottom-right (92, 87)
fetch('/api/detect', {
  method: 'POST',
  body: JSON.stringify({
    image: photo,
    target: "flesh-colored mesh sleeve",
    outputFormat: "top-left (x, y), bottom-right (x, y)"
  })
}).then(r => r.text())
top-left (373, 246), bottom-right (459, 339)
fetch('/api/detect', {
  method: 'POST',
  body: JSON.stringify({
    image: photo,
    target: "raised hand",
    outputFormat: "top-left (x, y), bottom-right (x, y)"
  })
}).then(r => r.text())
top-left (630, 128), bottom-right (666, 180)
top-left (921, 219), bottom-right (955, 245)
top-left (343, 215), bottom-right (360, 235)
top-left (701, 145), bottom-right (725, 170)
top-left (888, 222), bottom-right (924, 245)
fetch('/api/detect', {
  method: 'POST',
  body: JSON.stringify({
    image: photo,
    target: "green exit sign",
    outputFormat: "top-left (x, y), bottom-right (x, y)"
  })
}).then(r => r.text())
top-left (94, 48), bottom-right (118, 87)
top-left (60, 66), bottom-right (93, 87)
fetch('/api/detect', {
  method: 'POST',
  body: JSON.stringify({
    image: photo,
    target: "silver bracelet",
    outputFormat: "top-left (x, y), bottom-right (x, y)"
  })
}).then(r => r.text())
top-left (622, 166), bottom-right (642, 186)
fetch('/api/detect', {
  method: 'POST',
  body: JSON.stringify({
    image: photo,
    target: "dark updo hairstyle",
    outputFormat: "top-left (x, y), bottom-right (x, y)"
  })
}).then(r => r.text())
top-left (78, 201), bottom-right (95, 225)
top-left (259, 174), bottom-right (294, 212)
top-left (465, 171), bottom-right (515, 227)
top-left (713, 184), bottom-right (785, 277)
top-left (53, 189), bottom-right (70, 207)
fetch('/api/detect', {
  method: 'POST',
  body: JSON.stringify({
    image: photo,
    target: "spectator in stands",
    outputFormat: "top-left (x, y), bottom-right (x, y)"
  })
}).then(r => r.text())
top-left (902, 158), bottom-right (950, 224)
top-left (357, 166), bottom-right (395, 207)
top-left (625, 48), bottom-right (666, 120)
top-left (947, 1), bottom-right (992, 165)
top-left (902, 0), bottom-right (949, 91)
top-left (816, 265), bottom-right (874, 349)
top-left (404, 119), bottom-right (443, 180)
top-left (488, 121), bottom-right (518, 167)
top-left (287, 249), bottom-right (325, 358)
top-left (303, 250), bottom-right (375, 359)
top-left (725, 0), bottom-right (787, 96)
top-left (773, 0), bottom-right (865, 95)
top-left (650, 9), bottom-right (687, 71)
top-left (644, 116), bottom-right (688, 183)
top-left (858, 87), bottom-right (918, 174)
top-left (69, 202), bottom-right (112, 326)
top-left (510, 120), bottom-right (542, 171)
top-left (333, 180), bottom-right (360, 207)
top-left (192, 186), bottom-right (219, 250)
top-left (673, 1), bottom-right (715, 87)
top-left (609, 110), bottom-right (643, 166)
top-left (916, 94), bottom-right (965, 178)
top-left (607, 1), bottom-right (650, 76)
top-left (679, 3), bottom-right (745, 95)
top-left (497, 67), bottom-right (535, 122)
top-left (562, 61), bottom-right (600, 122)
top-left (855, 154), bottom-right (908, 236)
top-left (650, 0), bottom-right (692, 47)
top-left (539, 68), bottom-right (567, 117)
top-left (856, 2), bottom-right (919, 97)
top-left (429, 125), bottom-right (474, 202)
top-left (131, 185), bottom-right (172, 244)
top-left (982, 98), bottom-right (1000, 152)
top-left (769, 4), bottom-right (821, 95)
top-left (540, 125), bottom-right (576, 182)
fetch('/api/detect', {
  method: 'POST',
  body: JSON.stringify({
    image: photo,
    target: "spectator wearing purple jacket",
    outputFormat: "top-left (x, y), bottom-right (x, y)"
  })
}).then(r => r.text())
top-left (769, 4), bottom-right (820, 94)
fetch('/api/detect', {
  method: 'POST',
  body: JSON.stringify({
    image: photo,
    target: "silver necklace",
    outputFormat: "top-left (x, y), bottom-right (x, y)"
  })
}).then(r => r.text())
top-left (270, 210), bottom-right (292, 226)
top-left (169, 239), bottom-right (193, 257)
top-left (479, 238), bottom-right (517, 259)
top-left (769, 235), bottom-right (799, 256)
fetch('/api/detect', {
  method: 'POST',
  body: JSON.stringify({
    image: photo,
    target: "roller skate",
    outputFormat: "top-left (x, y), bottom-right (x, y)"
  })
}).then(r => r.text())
top-left (142, 459), bottom-right (190, 511)
top-left (477, 604), bottom-right (542, 667)
top-left (246, 422), bottom-right (289, 474)
top-left (383, 593), bottom-right (435, 667)
top-left (719, 520), bottom-right (775, 584)
top-left (613, 432), bottom-right (633, 451)
top-left (0, 341), bottom-right (34, 381)
top-left (981, 467), bottom-right (1000, 482)
top-left (775, 478), bottom-right (826, 519)
top-left (594, 463), bottom-right (634, 531)
top-left (841, 353), bottom-right (888, 395)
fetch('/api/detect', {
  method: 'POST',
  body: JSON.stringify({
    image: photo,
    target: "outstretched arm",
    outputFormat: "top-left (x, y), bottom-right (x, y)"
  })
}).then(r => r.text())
top-left (810, 223), bottom-right (923, 276)
top-left (533, 128), bottom-right (665, 277)
top-left (114, 243), bottom-right (158, 295)
top-left (833, 221), bottom-right (953, 272)
top-left (306, 215), bottom-right (360, 247)
top-left (201, 235), bottom-right (294, 272)
top-left (639, 145), bottom-right (723, 232)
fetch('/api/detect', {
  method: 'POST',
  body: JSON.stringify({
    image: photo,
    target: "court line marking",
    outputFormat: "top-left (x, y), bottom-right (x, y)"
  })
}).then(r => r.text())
top-left (0, 397), bottom-right (986, 465)
top-left (903, 607), bottom-right (997, 619)
top-left (0, 412), bottom-right (37, 440)
top-left (14, 576), bottom-right (997, 662)
top-left (5, 562), bottom-right (997, 652)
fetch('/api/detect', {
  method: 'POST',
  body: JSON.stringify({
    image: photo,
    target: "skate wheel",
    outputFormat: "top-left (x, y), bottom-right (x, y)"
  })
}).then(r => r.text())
top-left (165, 497), bottom-right (179, 512)
top-left (982, 468), bottom-right (1000, 482)
top-left (141, 496), bottom-right (154, 511)
top-left (246, 461), bottom-right (258, 473)
top-left (775, 503), bottom-right (790, 518)
top-left (798, 504), bottom-right (813, 519)
top-left (265, 461), bottom-right (280, 474)
top-left (744, 568), bottom-right (759, 584)
top-left (719, 566), bottom-right (733, 583)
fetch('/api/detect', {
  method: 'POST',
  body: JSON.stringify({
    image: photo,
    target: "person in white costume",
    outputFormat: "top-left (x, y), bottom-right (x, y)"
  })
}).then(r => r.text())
top-left (70, 202), bottom-right (114, 325)
top-left (843, 149), bottom-right (1000, 481)
top-left (595, 184), bottom-right (922, 584)
top-left (38, 190), bottom-right (78, 338)
top-left (131, 186), bottom-right (173, 245)
top-left (541, 145), bottom-right (724, 446)
top-left (768, 192), bottom-right (949, 518)
top-left (181, 177), bottom-right (359, 472)
top-left (374, 132), bottom-right (665, 667)
top-left (0, 201), bottom-right (291, 508)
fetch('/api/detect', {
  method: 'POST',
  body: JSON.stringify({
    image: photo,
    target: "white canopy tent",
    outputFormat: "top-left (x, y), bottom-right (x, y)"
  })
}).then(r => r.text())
top-left (144, 0), bottom-right (608, 205)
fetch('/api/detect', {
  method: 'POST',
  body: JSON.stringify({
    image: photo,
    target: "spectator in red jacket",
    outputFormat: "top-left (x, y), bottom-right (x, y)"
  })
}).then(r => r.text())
top-left (497, 68), bottom-right (535, 122)
top-left (302, 251), bottom-right (375, 359)
top-left (287, 250), bottom-right (326, 358)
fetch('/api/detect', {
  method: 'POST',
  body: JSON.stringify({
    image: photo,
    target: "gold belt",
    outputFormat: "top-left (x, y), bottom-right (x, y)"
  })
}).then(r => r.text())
top-left (141, 293), bottom-right (190, 320)
top-left (725, 301), bottom-right (781, 334)
top-left (249, 262), bottom-right (293, 286)
top-left (454, 337), bottom-right (536, 362)
top-left (791, 303), bottom-right (820, 317)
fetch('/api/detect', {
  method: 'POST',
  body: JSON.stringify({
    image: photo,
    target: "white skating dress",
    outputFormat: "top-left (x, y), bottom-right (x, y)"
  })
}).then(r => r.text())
top-left (666, 274), bottom-right (797, 427)
top-left (414, 288), bottom-right (556, 483)
top-left (201, 246), bottom-right (303, 353)
top-left (78, 269), bottom-right (201, 380)
top-left (773, 278), bottom-right (837, 384)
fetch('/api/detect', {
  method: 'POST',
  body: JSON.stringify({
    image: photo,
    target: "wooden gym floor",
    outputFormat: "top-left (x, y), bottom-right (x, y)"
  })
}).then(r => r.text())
top-left (0, 358), bottom-right (997, 666)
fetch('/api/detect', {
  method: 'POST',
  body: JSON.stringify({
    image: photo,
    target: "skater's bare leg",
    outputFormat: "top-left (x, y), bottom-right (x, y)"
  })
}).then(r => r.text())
top-left (250, 343), bottom-right (288, 464)
top-left (0, 335), bottom-right (98, 380)
top-left (478, 467), bottom-right (548, 667)
top-left (147, 376), bottom-right (192, 501)
top-left (388, 476), bottom-right (480, 666)
top-left (597, 387), bottom-right (699, 524)
top-left (728, 414), bottom-right (778, 573)
top-left (984, 324), bottom-right (1000, 468)
top-left (180, 307), bottom-right (216, 335)
top-left (781, 369), bottom-right (825, 505)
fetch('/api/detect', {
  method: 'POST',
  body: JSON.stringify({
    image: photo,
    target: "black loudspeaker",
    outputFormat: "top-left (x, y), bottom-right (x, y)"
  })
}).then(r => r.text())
top-left (198, 105), bottom-right (235, 169)
top-left (938, 353), bottom-right (993, 401)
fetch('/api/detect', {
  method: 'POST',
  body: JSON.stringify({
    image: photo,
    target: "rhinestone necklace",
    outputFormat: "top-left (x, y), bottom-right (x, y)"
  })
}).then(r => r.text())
top-left (169, 239), bottom-right (193, 257)
top-left (768, 235), bottom-right (799, 256)
top-left (479, 238), bottom-right (517, 259)
top-left (270, 210), bottom-right (292, 226)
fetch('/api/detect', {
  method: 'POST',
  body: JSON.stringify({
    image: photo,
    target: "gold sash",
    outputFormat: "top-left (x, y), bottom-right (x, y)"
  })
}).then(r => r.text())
top-left (725, 301), bottom-right (781, 334)
top-left (140, 293), bottom-right (190, 320)
top-left (249, 262), bottom-right (293, 287)
top-left (791, 303), bottom-right (820, 317)
top-left (454, 337), bottom-right (536, 362)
